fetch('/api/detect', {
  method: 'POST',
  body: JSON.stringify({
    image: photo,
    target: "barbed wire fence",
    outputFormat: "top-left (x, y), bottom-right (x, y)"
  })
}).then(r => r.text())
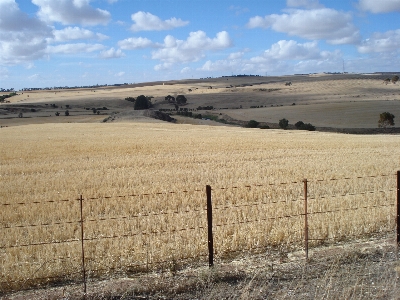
top-left (1, 172), bottom-right (399, 295)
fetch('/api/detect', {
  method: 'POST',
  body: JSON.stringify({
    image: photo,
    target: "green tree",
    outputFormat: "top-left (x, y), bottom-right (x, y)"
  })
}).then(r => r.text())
top-left (378, 112), bottom-right (395, 128)
top-left (134, 95), bottom-right (151, 110)
top-left (279, 118), bottom-right (289, 130)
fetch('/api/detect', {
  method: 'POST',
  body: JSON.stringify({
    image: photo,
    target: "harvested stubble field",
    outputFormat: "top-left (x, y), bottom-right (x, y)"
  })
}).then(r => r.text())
top-left (1, 121), bottom-right (399, 296)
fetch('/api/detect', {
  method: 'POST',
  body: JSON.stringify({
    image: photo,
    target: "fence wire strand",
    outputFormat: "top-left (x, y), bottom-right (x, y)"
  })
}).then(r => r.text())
top-left (1, 172), bottom-right (398, 295)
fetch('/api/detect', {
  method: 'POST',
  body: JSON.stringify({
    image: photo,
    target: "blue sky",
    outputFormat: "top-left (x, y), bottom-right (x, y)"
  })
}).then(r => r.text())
top-left (1, 0), bottom-right (400, 90)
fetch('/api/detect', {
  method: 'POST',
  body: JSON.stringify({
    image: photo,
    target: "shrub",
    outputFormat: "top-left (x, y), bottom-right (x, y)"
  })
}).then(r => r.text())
top-left (260, 125), bottom-right (270, 129)
top-left (176, 95), bottom-right (187, 105)
top-left (295, 121), bottom-right (315, 131)
top-left (301, 123), bottom-right (316, 131)
top-left (378, 112), bottom-right (395, 128)
top-left (134, 95), bottom-right (152, 110)
top-left (247, 120), bottom-right (259, 128)
top-left (65, 110), bottom-right (70, 116)
top-left (125, 97), bottom-right (135, 102)
top-left (279, 118), bottom-right (289, 130)
top-left (295, 121), bottom-right (304, 129)
top-left (392, 75), bottom-right (399, 84)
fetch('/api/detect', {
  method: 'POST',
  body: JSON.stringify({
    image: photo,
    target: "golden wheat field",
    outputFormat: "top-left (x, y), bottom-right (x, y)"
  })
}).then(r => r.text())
top-left (0, 122), bottom-right (399, 292)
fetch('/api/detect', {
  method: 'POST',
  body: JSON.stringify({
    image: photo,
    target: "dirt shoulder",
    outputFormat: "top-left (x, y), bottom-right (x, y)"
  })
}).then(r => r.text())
top-left (3, 234), bottom-right (399, 299)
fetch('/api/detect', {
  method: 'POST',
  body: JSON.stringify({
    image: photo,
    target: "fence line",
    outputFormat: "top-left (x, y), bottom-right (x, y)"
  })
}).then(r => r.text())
top-left (1, 173), bottom-right (395, 207)
top-left (2, 199), bottom-right (394, 250)
top-left (1, 172), bottom-right (398, 295)
top-left (1, 189), bottom-right (394, 231)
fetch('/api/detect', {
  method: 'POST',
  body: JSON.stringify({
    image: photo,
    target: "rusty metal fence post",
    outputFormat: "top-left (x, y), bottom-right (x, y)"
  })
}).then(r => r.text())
top-left (79, 195), bottom-right (87, 296)
top-left (303, 179), bottom-right (309, 260)
top-left (397, 171), bottom-right (400, 247)
top-left (206, 185), bottom-right (214, 267)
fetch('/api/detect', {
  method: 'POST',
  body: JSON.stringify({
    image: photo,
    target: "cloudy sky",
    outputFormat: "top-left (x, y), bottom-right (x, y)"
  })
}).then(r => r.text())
top-left (1, 0), bottom-right (400, 90)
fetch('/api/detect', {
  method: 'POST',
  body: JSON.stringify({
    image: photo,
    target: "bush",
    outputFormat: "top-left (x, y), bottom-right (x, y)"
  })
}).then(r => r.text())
top-left (176, 95), bottom-right (187, 105)
top-left (125, 97), bottom-right (135, 102)
top-left (295, 121), bottom-right (315, 131)
top-left (301, 123), bottom-right (316, 131)
top-left (65, 110), bottom-right (70, 116)
top-left (378, 112), bottom-right (395, 128)
top-left (279, 118), bottom-right (289, 130)
top-left (247, 120), bottom-right (259, 128)
top-left (392, 75), bottom-right (399, 84)
top-left (295, 121), bottom-right (304, 129)
top-left (134, 95), bottom-right (152, 110)
top-left (260, 125), bottom-right (270, 129)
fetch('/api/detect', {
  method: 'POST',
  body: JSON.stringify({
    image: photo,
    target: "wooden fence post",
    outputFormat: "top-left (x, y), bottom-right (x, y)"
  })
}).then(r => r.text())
top-left (79, 195), bottom-right (87, 296)
top-left (206, 185), bottom-right (214, 267)
top-left (397, 171), bottom-right (400, 246)
top-left (303, 179), bottom-right (309, 260)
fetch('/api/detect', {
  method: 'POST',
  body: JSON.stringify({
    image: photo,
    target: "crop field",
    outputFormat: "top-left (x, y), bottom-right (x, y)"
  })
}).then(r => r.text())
top-left (1, 122), bottom-right (399, 292)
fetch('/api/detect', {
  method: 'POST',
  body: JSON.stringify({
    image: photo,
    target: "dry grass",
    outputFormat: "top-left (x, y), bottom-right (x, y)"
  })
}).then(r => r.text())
top-left (0, 122), bottom-right (399, 294)
top-left (4, 235), bottom-right (400, 299)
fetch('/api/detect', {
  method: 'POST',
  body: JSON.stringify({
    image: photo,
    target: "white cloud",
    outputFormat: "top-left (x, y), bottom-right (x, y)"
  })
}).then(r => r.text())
top-left (358, 0), bottom-right (400, 13)
top-left (0, 0), bottom-right (53, 65)
top-left (286, 0), bottom-right (323, 9)
top-left (358, 29), bottom-right (400, 53)
top-left (50, 26), bottom-right (108, 42)
top-left (154, 62), bottom-right (173, 71)
top-left (32, 0), bottom-right (111, 26)
top-left (130, 11), bottom-right (189, 31)
top-left (47, 43), bottom-right (105, 54)
top-left (28, 73), bottom-right (43, 80)
top-left (108, 0), bottom-right (118, 3)
top-left (115, 71), bottom-right (125, 77)
top-left (118, 37), bottom-right (158, 50)
top-left (263, 40), bottom-right (321, 60)
top-left (99, 47), bottom-right (125, 59)
top-left (227, 51), bottom-right (245, 60)
top-left (180, 67), bottom-right (191, 73)
top-left (152, 31), bottom-right (233, 65)
top-left (199, 59), bottom-right (242, 72)
top-left (229, 5), bottom-right (249, 15)
top-left (199, 40), bottom-right (341, 75)
top-left (247, 8), bottom-right (360, 45)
